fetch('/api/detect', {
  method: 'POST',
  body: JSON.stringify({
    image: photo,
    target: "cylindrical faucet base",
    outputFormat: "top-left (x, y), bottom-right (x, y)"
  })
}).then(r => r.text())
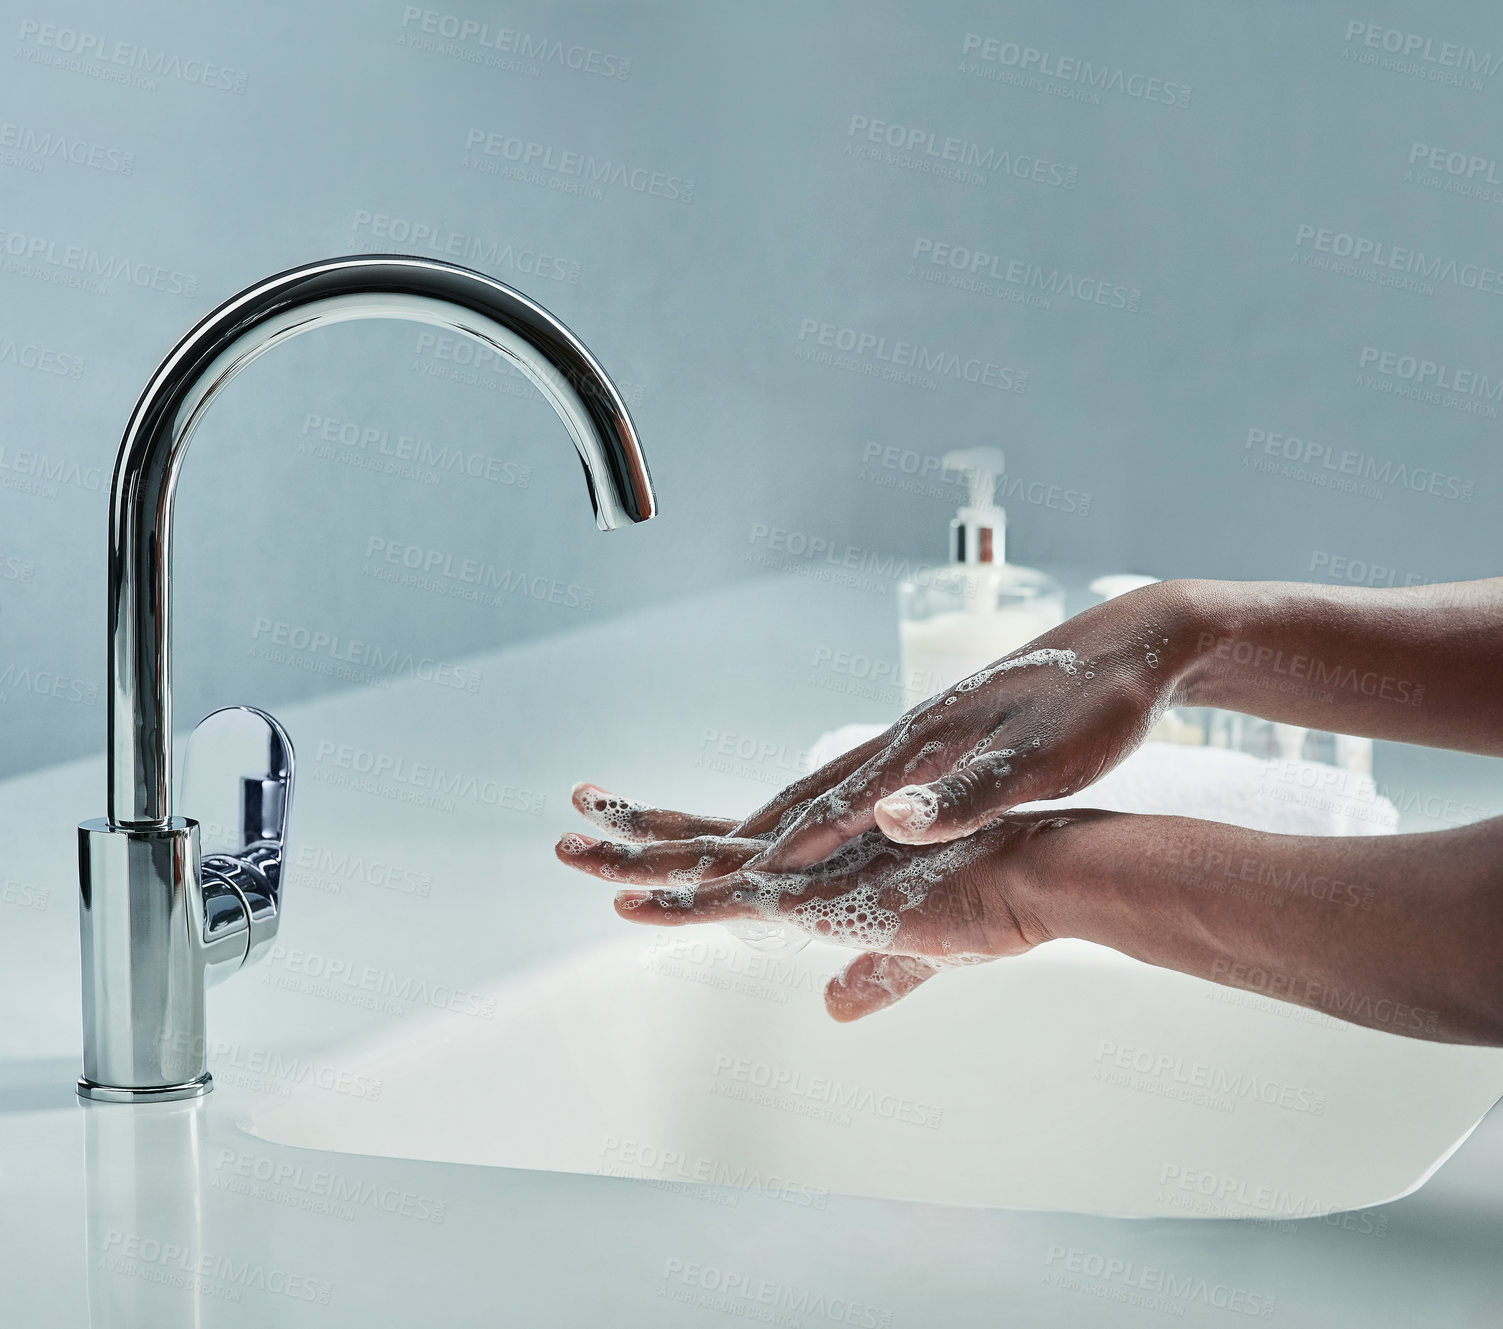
top-left (77, 818), bottom-right (213, 1102)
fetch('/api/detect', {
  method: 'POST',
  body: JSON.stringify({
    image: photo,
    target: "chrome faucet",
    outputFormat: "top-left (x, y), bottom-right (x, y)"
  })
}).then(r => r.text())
top-left (77, 255), bottom-right (657, 1102)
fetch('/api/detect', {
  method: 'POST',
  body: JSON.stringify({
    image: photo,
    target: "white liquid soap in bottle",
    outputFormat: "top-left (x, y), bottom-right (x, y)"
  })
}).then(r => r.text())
top-left (898, 448), bottom-right (1065, 708)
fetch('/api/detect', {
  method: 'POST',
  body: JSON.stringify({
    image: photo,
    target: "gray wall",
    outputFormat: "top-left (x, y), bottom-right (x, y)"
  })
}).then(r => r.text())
top-left (1, 0), bottom-right (1497, 779)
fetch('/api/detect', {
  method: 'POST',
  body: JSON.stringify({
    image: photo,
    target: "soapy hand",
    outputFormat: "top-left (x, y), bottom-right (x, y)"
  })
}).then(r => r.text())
top-left (558, 577), bottom-right (1503, 1045)
top-left (741, 582), bottom-right (1191, 871)
top-left (559, 782), bottom-right (1067, 1021)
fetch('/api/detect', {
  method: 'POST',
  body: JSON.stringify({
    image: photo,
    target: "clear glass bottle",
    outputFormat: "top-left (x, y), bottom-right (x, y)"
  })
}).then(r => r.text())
top-left (898, 448), bottom-right (1065, 708)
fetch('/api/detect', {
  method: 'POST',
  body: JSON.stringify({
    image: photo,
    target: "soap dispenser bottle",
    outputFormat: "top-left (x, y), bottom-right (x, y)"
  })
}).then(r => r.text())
top-left (897, 448), bottom-right (1065, 708)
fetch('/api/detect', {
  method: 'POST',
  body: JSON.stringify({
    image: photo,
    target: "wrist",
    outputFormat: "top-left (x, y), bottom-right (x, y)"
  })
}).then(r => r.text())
top-left (1150, 578), bottom-right (1252, 709)
top-left (1004, 811), bottom-right (1119, 947)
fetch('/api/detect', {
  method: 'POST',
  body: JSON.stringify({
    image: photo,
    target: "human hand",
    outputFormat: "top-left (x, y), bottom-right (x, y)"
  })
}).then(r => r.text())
top-left (559, 783), bottom-right (1071, 1020)
top-left (738, 580), bottom-right (1197, 870)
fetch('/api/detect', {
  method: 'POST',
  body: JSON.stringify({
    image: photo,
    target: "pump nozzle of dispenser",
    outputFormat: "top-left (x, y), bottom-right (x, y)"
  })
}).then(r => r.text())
top-left (943, 446), bottom-right (1006, 566)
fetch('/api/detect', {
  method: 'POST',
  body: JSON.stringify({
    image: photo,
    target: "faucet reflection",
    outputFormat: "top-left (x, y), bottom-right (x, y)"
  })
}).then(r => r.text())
top-left (84, 1098), bottom-right (209, 1324)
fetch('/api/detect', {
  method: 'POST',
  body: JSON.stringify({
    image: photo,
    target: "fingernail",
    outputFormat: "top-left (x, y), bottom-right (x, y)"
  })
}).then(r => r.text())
top-left (556, 833), bottom-right (599, 856)
top-left (615, 890), bottom-right (652, 910)
top-left (876, 785), bottom-right (939, 833)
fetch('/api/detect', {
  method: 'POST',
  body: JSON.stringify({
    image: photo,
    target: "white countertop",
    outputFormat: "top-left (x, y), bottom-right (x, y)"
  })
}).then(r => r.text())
top-left (1, 575), bottom-right (1500, 1326)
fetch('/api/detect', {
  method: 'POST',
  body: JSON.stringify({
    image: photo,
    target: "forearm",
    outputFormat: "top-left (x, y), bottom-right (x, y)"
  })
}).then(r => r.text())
top-left (1026, 811), bottom-right (1503, 1045)
top-left (1152, 577), bottom-right (1503, 754)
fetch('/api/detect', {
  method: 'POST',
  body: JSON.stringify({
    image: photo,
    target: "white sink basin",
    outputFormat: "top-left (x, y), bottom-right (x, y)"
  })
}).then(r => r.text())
top-left (246, 926), bottom-right (1503, 1218)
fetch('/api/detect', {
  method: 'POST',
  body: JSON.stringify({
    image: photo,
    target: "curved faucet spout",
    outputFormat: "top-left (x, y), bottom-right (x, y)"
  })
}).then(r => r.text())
top-left (107, 254), bottom-right (657, 827)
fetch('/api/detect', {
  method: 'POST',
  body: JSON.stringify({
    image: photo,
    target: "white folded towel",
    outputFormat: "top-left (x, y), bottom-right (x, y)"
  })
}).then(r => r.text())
top-left (807, 726), bottom-right (1397, 837)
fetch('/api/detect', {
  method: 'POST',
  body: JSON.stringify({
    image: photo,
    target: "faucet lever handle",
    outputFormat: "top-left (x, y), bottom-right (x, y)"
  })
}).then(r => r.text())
top-left (181, 706), bottom-right (295, 974)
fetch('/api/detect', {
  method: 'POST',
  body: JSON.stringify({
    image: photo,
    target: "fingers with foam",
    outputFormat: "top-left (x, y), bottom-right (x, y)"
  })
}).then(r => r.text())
top-left (612, 877), bottom-right (764, 924)
top-left (571, 782), bottom-right (737, 842)
top-left (554, 832), bottom-right (761, 895)
top-left (732, 729), bottom-right (892, 839)
top-left (825, 951), bottom-right (940, 1022)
